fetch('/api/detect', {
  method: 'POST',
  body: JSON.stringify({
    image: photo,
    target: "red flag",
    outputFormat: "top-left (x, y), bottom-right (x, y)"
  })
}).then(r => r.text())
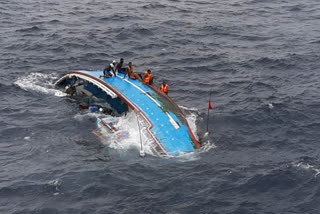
top-left (208, 100), bottom-right (214, 110)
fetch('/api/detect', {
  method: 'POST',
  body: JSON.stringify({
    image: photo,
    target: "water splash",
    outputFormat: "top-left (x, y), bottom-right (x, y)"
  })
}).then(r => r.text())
top-left (198, 140), bottom-right (216, 153)
top-left (14, 72), bottom-right (66, 97)
top-left (48, 178), bottom-right (62, 195)
top-left (180, 105), bottom-right (199, 139)
top-left (294, 162), bottom-right (320, 177)
top-left (179, 105), bottom-right (216, 159)
top-left (74, 111), bottom-right (156, 156)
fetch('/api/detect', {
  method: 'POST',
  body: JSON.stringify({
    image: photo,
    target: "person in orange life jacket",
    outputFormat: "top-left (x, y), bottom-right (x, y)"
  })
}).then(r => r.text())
top-left (144, 69), bottom-right (153, 85)
top-left (116, 58), bottom-right (125, 74)
top-left (123, 62), bottom-right (142, 80)
top-left (102, 60), bottom-right (117, 77)
top-left (160, 80), bottom-right (169, 95)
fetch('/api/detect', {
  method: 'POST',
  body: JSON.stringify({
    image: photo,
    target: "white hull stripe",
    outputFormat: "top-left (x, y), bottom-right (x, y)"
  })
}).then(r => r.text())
top-left (56, 73), bottom-right (118, 99)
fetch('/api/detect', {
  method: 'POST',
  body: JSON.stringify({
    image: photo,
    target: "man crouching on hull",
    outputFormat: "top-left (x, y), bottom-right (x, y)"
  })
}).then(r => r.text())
top-left (101, 60), bottom-right (117, 78)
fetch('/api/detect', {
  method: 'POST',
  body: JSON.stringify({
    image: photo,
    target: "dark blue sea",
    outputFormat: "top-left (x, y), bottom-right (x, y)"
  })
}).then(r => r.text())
top-left (1, 0), bottom-right (320, 213)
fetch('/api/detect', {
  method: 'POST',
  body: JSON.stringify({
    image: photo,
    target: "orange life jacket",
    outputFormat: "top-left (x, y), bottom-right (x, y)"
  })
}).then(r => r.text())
top-left (144, 72), bottom-right (153, 84)
top-left (160, 83), bottom-right (169, 94)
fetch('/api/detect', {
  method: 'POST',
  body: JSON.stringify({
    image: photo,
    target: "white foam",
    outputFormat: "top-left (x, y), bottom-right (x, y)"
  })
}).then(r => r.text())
top-left (48, 178), bottom-right (62, 186)
top-left (185, 111), bottom-right (199, 141)
top-left (294, 162), bottom-right (320, 176)
top-left (178, 107), bottom-right (216, 159)
top-left (48, 178), bottom-right (62, 194)
top-left (179, 105), bottom-right (199, 112)
top-left (174, 151), bottom-right (201, 162)
top-left (76, 111), bottom-right (156, 156)
top-left (268, 103), bottom-right (274, 109)
top-left (14, 72), bottom-right (67, 97)
top-left (198, 140), bottom-right (217, 153)
top-left (74, 112), bottom-right (101, 121)
top-left (24, 136), bottom-right (31, 141)
top-left (178, 105), bottom-right (201, 141)
top-left (111, 112), bottom-right (157, 155)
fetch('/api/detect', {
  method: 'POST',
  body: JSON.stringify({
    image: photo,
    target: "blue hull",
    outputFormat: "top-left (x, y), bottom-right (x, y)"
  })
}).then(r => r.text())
top-left (56, 70), bottom-right (200, 156)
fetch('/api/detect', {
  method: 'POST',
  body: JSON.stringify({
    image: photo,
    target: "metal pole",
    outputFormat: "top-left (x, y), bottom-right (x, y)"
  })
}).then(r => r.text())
top-left (206, 91), bottom-right (212, 133)
top-left (136, 113), bottom-right (145, 157)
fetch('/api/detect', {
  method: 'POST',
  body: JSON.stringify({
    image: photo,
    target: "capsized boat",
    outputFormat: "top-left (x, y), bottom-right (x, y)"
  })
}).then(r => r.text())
top-left (55, 70), bottom-right (201, 156)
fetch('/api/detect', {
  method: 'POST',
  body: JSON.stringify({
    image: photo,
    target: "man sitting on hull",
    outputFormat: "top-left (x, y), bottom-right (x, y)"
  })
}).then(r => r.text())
top-left (123, 62), bottom-right (143, 80)
top-left (116, 58), bottom-right (126, 74)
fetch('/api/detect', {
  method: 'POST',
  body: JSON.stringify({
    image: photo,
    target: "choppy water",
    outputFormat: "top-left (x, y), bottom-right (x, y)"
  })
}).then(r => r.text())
top-left (1, 0), bottom-right (320, 213)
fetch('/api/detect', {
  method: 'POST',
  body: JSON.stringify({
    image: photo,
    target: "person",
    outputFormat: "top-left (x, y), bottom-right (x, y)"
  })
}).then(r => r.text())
top-left (123, 62), bottom-right (141, 80)
top-left (144, 69), bottom-right (153, 85)
top-left (102, 60), bottom-right (117, 78)
top-left (116, 58), bottom-right (126, 74)
top-left (160, 80), bottom-right (169, 95)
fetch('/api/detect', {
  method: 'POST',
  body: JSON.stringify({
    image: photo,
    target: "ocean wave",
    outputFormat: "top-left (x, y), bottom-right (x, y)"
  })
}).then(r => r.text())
top-left (48, 19), bottom-right (61, 24)
top-left (142, 2), bottom-right (167, 9)
top-left (15, 26), bottom-right (44, 33)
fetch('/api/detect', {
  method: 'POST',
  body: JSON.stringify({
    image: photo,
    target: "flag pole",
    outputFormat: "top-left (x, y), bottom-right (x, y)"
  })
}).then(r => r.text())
top-left (206, 90), bottom-right (212, 133)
